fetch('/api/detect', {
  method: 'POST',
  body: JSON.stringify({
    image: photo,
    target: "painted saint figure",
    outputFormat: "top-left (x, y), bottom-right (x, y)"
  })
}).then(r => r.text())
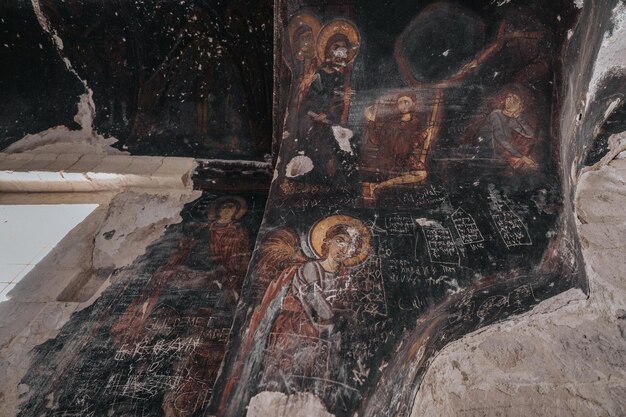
top-left (476, 92), bottom-right (538, 170)
top-left (287, 12), bottom-right (323, 116)
top-left (217, 214), bottom-right (372, 416)
top-left (361, 95), bottom-right (430, 199)
top-left (280, 12), bottom-right (323, 177)
top-left (286, 18), bottom-right (360, 184)
top-left (203, 197), bottom-right (251, 282)
top-left (110, 197), bottom-right (251, 340)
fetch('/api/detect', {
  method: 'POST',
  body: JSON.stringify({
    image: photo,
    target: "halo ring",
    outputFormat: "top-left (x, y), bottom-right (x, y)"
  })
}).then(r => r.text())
top-left (309, 214), bottom-right (371, 267)
top-left (207, 196), bottom-right (247, 221)
top-left (316, 18), bottom-right (360, 65)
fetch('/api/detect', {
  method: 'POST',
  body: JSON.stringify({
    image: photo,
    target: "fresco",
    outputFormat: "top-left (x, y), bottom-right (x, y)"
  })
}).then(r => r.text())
top-left (0, 2), bottom-right (84, 150)
top-left (213, 1), bottom-right (582, 416)
top-left (18, 192), bottom-right (266, 417)
top-left (0, 0), bottom-right (273, 159)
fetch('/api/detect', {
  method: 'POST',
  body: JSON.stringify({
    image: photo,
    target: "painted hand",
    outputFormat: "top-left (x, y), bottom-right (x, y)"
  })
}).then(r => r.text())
top-left (314, 112), bottom-right (328, 123)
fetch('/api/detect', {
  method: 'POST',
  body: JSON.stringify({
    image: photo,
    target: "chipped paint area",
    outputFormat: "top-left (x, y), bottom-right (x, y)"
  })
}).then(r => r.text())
top-left (586, 2), bottom-right (626, 111)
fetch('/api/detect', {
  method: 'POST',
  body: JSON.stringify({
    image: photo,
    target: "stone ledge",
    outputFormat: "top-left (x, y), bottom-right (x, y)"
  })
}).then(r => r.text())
top-left (0, 153), bottom-right (196, 192)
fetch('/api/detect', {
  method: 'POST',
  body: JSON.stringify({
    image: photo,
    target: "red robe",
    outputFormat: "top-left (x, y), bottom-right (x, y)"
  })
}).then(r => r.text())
top-left (207, 221), bottom-right (251, 278)
top-left (362, 113), bottom-right (427, 176)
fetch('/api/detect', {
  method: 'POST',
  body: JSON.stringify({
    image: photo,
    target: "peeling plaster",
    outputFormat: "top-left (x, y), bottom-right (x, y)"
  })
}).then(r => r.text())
top-left (586, 2), bottom-right (626, 113)
top-left (409, 105), bottom-right (626, 417)
top-left (286, 155), bottom-right (314, 177)
top-left (0, 189), bottom-right (200, 417)
top-left (247, 392), bottom-right (335, 417)
top-left (93, 191), bottom-right (201, 271)
top-left (13, 1), bottom-right (123, 156)
top-left (31, 0), bottom-right (92, 119)
top-left (3, 96), bottom-right (123, 156)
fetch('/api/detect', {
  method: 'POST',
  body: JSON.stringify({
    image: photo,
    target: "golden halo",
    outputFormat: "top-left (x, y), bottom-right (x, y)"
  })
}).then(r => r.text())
top-left (316, 18), bottom-right (361, 65)
top-left (207, 196), bottom-right (247, 221)
top-left (288, 12), bottom-right (322, 60)
top-left (309, 214), bottom-right (372, 267)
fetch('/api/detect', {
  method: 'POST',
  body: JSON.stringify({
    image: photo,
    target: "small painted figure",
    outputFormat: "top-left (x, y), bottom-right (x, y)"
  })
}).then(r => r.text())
top-left (110, 197), bottom-right (250, 341)
top-left (203, 197), bottom-right (251, 282)
top-left (280, 12), bottom-right (323, 177)
top-left (476, 92), bottom-right (538, 170)
top-left (287, 12), bottom-right (323, 116)
top-left (361, 95), bottom-right (430, 201)
top-left (286, 18), bottom-right (360, 184)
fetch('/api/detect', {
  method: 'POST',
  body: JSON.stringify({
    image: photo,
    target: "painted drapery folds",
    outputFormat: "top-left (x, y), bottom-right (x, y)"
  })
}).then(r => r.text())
top-left (18, 193), bottom-right (266, 417)
top-left (214, 1), bottom-right (581, 417)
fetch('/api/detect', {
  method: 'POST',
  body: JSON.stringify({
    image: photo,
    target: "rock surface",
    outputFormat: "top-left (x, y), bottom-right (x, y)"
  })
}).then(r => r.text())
top-left (410, 131), bottom-right (626, 417)
top-left (247, 392), bottom-right (335, 417)
top-left (0, 189), bottom-right (199, 417)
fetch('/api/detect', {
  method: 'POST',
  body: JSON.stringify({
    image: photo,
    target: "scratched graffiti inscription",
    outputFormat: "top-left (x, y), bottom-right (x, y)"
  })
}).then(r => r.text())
top-left (18, 193), bottom-right (265, 417)
top-left (212, 1), bottom-right (579, 417)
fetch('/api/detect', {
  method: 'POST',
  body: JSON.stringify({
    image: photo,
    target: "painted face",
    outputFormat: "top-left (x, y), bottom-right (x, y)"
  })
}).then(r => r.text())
top-left (327, 233), bottom-right (356, 263)
top-left (504, 94), bottom-right (522, 114)
top-left (217, 203), bottom-right (237, 222)
top-left (296, 29), bottom-right (315, 58)
top-left (328, 40), bottom-right (349, 67)
top-left (397, 96), bottom-right (414, 114)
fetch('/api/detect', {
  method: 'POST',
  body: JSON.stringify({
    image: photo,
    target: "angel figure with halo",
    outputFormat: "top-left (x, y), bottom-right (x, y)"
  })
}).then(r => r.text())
top-left (217, 214), bottom-right (373, 416)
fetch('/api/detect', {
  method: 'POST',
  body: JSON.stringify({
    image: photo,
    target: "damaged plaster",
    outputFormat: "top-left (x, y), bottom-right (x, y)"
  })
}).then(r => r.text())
top-left (24, 0), bottom-right (122, 156)
top-left (407, 1), bottom-right (626, 414)
top-left (247, 392), bottom-right (335, 417)
top-left (586, 2), bottom-right (626, 115)
top-left (410, 133), bottom-right (626, 417)
top-left (3, 92), bottom-right (122, 157)
top-left (0, 189), bottom-right (200, 417)
top-left (93, 191), bottom-right (202, 271)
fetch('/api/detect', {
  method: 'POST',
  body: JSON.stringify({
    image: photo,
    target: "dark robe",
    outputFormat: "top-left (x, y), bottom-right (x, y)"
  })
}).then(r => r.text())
top-left (476, 109), bottom-right (536, 166)
top-left (293, 66), bottom-right (349, 184)
top-left (362, 113), bottom-right (427, 181)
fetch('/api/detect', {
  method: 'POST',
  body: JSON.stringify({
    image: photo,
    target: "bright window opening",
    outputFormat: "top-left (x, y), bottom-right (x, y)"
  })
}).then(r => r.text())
top-left (0, 204), bottom-right (99, 302)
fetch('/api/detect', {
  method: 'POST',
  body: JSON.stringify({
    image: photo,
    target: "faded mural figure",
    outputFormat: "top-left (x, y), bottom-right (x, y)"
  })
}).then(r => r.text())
top-left (130, 6), bottom-right (220, 138)
top-left (203, 197), bottom-right (251, 283)
top-left (284, 19), bottom-right (360, 184)
top-left (281, 12), bottom-right (323, 177)
top-left (15, 194), bottom-right (262, 417)
top-left (475, 92), bottom-right (538, 170)
top-left (110, 196), bottom-right (252, 417)
top-left (356, 12), bottom-right (510, 203)
top-left (110, 197), bottom-right (251, 339)
top-left (361, 95), bottom-right (430, 201)
top-left (217, 214), bottom-right (372, 416)
top-left (182, 7), bottom-right (217, 136)
top-left (287, 12), bottom-right (323, 116)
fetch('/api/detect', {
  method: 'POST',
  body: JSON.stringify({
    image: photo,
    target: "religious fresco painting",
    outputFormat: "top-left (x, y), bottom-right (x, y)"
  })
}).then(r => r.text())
top-left (213, 1), bottom-right (581, 416)
top-left (18, 192), bottom-right (266, 417)
top-left (1, 0), bottom-right (273, 159)
top-left (8, 1), bottom-right (587, 416)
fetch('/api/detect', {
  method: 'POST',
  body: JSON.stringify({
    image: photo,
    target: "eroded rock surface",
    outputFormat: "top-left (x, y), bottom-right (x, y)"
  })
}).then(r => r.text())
top-left (410, 143), bottom-right (626, 416)
top-left (247, 392), bottom-right (335, 417)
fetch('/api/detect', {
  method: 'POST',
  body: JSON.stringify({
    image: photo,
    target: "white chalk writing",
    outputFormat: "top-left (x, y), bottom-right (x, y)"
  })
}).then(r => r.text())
top-left (451, 207), bottom-right (484, 244)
